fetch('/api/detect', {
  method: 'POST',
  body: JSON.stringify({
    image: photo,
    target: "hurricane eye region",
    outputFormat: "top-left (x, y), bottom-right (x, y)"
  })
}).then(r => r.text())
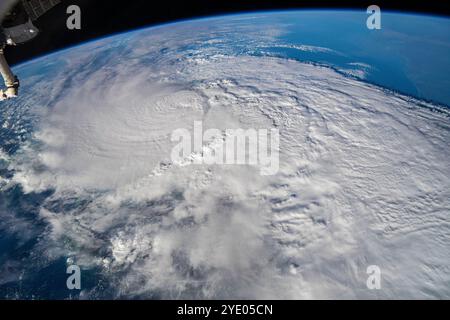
top-left (0, 11), bottom-right (449, 299)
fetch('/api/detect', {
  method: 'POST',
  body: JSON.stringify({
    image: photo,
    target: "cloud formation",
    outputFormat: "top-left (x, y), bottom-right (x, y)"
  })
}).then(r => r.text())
top-left (1, 15), bottom-right (450, 299)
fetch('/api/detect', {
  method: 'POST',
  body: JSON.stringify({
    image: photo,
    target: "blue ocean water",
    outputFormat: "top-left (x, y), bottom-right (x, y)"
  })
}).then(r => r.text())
top-left (0, 10), bottom-right (449, 299)
top-left (238, 11), bottom-right (450, 106)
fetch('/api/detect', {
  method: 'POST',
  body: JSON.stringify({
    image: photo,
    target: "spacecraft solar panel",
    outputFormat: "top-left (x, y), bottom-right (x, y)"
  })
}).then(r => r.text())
top-left (22, 0), bottom-right (61, 21)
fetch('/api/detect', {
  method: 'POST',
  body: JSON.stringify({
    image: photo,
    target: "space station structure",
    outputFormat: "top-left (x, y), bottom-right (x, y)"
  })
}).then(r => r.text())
top-left (0, 0), bottom-right (60, 100)
top-left (22, 0), bottom-right (61, 21)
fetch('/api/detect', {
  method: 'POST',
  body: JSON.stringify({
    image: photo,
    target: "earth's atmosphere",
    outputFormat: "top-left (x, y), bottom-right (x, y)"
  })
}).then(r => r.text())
top-left (0, 11), bottom-right (449, 299)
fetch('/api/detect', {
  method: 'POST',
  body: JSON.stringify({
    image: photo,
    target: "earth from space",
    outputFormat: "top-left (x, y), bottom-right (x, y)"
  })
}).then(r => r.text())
top-left (0, 10), bottom-right (449, 299)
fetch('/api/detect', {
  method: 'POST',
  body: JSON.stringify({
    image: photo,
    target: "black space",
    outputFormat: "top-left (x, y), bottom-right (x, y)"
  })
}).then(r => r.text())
top-left (3, 0), bottom-right (450, 65)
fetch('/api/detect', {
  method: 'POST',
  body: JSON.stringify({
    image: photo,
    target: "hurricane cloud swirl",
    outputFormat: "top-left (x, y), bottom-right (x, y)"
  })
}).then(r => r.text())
top-left (1, 15), bottom-right (449, 299)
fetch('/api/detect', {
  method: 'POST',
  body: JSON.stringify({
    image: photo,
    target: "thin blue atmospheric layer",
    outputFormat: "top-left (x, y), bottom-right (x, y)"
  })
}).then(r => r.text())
top-left (13, 10), bottom-right (450, 106)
